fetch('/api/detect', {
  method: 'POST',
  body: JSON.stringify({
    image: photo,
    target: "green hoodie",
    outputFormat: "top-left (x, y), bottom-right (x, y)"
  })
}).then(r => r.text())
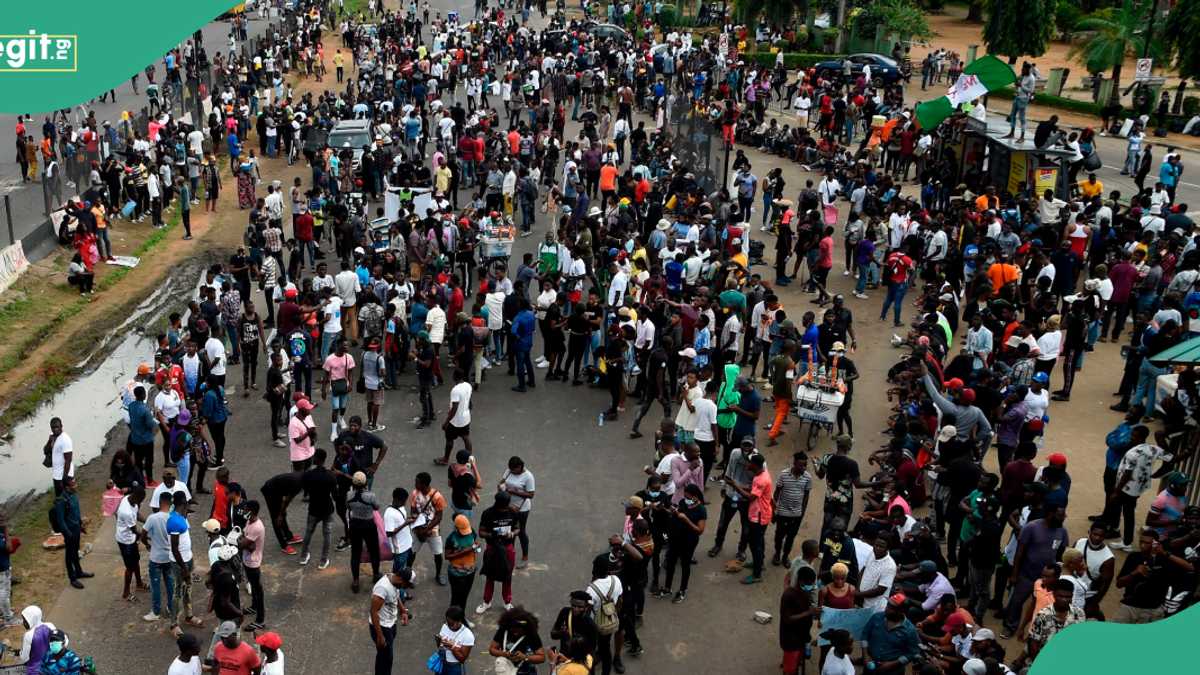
top-left (716, 363), bottom-right (741, 429)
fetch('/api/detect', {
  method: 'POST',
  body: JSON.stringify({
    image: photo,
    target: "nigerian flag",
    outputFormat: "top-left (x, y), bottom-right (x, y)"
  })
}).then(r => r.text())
top-left (915, 55), bottom-right (1017, 129)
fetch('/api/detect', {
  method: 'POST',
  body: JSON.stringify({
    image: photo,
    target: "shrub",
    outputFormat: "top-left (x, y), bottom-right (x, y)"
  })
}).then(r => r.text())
top-left (1184, 96), bottom-right (1200, 117)
top-left (1055, 2), bottom-right (1083, 37)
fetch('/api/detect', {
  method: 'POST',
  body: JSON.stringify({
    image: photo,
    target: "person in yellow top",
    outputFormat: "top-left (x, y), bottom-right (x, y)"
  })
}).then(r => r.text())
top-left (435, 157), bottom-right (452, 194)
top-left (92, 201), bottom-right (113, 261)
top-left (333, 50), bottom-right (345, 83)
top-left (1077, 173), bottom-right (1103, 199)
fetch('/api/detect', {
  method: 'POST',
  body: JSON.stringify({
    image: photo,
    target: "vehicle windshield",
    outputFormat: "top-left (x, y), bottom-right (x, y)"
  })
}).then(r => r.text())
top-left (328, 130), bottom-right (372, 151)
top-left (873, 55), bottom-right (898, 67)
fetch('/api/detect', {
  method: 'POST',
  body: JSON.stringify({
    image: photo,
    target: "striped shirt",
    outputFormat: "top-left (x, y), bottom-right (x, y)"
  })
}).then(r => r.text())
top-left (775, 469), bottom-right (813, 518)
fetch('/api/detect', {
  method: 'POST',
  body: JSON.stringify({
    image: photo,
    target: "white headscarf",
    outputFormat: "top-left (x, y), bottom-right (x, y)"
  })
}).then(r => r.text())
top-left (20, 606), bottom-right (55, 663)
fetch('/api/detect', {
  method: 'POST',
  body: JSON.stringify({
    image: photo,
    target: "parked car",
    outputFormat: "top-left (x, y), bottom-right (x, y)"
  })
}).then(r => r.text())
top-left (586, 22), bottom-right (632, 46)
top-left (328, 119), bottom-right (375, 170)
top-left (813, 53), bottom-right (903, 87)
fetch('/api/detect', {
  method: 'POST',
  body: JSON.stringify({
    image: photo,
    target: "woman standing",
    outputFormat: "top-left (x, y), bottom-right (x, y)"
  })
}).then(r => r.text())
top-left (445, 515), bottom-right (479, 614)
top-left (236, 162), bottom-right (256, 209)
top-left (347, 472), bottom-right (382, 594)
top-left (488, 606), bottom-right (546, 675)
top-left (238, 301), bottom-right (266, 397)
top-left (436, 606), bottom-right (475, 675)
top-left (657, 483), bottom-right (707, 603)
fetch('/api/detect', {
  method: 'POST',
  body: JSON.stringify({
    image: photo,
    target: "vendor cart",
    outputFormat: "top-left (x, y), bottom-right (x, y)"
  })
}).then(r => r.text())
top-left (478, 216), bottom-right (516, 276)
top-left (793, 384), bottom-right (844, 450)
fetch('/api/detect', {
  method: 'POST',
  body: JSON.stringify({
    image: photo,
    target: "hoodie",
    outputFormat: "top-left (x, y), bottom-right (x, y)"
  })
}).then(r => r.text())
top-left (717, 364), bottom-right (741, 430)
top-left (20, 606), bottom-right (54, 675)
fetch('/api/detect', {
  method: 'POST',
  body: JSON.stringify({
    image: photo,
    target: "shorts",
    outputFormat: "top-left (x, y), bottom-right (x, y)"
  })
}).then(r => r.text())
top-left (445, 423), bottom-right (470, 440)
top-left (331, 393), bottom-right (349, 409)
top-left (368, 388), bottom-right (385, 405)
top-left (392, 548), bottom-right (414, 573)
top-left (411, 533), bottom-right (444, 556)
top-left (675, 427), bottom-right (695, 445)
top-left (118, 542), bottom-right (140, 571)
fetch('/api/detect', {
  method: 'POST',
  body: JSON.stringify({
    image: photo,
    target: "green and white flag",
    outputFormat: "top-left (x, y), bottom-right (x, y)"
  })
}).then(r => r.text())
top-left (915, 55), bottom-right (1017, 129)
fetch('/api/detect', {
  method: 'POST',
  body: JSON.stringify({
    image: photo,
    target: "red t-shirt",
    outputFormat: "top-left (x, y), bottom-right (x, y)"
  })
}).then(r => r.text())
top-left (817, 236), bottom-right (834, 270)
top-left (885, 252), bottom-right (913, 284)
top-left (214, 641), bottom-right (261, 675)
top-left (748, 470), bottom-right (774, 525)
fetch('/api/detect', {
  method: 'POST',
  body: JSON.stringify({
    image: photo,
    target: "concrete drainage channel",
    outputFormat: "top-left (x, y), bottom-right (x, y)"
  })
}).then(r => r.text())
top-left (0, 254), bottom-right (220, 507)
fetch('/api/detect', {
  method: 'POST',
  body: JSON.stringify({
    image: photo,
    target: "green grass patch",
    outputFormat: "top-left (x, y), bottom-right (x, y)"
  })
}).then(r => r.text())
top-left (0, 295), bottom-right (34, 330)
top-left (0, 356), bottom-right (74, 434)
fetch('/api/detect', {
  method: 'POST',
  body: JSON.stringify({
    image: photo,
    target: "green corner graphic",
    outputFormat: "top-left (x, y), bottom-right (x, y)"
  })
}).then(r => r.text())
top-left (1030, 603), bottom-right (1200, 674)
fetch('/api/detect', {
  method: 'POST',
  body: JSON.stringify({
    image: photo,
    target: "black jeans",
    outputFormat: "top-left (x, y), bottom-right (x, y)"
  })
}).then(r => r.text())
top-left (245, 565), bottom-right (265, 623)
top-left (209, 419), bottom-right (227, 463)
top-left (565, 333), bottom-right (588, 381)
top-left (350, 518), bottom-right (381, 583)
top-left (773, 515), bottom-right (804, 560)
top-left (1100, 491), bottom-right (1139, 545)
top-left (619, 584), bottom-right (644, 650)
top-left (419, 381), bottom-right (434, 420)
top-left (64, 533), bottom-right (83, 580)
top-left (242, 345), bottom-right (259, 386)
top-left (514, 511), bottom-right (530, 559)
top-left (747, 521), bottom-right (768, 578)
top-left (128, 438), bottom-right (154, 483)
top-left (631, 393), bottom-right (670, 433)
top-left (448, 571), bottom-right (475, 611)
top-left (663, 538), bottom-right (698, 592)
top-left (369, 622), bottom-right (396, 675)
top-left (713, 495), bottom-right (750, 554)
top-left (263, 492), bottom-right (294, 549)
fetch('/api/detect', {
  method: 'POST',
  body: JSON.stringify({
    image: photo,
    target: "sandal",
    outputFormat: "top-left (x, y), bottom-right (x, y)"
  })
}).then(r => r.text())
top-left (432, 457), bottom-right (448, 465)
top-left (185, 616), bottom-right (204, 627)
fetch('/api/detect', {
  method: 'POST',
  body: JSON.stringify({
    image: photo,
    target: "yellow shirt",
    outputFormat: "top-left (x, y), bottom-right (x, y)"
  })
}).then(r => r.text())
top-left (436, 167), bottom-right (452, 193)
top-left (1078, 179), bottom-right (1103, 199)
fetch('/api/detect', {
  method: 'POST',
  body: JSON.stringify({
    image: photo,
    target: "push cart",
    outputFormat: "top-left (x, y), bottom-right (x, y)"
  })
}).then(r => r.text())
top-left (794, 384), bottom-right (844, 450)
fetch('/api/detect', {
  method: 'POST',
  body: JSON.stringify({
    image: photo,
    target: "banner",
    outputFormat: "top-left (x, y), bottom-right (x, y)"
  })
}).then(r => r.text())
top-left (1035, 167), bottom-right (1058, 195)
top-left (915, 55), bottom-right (1018, 129)
top-left (816, 607), bottom-right (878, 645)
top-left (0, 242), bottom-right (30, 295)
top-left (1008, 152), bottom-right (1027, 196)
top-left (947, 73), bottom-right (988, 107)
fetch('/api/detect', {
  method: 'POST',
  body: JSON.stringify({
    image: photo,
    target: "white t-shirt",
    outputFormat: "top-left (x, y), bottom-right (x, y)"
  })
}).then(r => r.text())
top-left (384, 505), bottom-right (413, 554)
top-left (52, 433), bottom-right (75, 481)
top-left (438, 624), bottom-right (475, 664)
top-left (151, 481), bottom-right (192, 509)
top-left (674, 384), bottom-right (702, 430)
top-left (261, 651), bottom-right (285, 675)
top-left (335, 270), bottom-right (362, 307)
top-left (1024, 388), bottom-right (1049, 421)
top-left (587, 575), bottom-right (624, 617)
top-left (503, 470), bottom-right (536, 512)
top-left (448, 382), bottom-right (472, 427)
top-left (371, 575), bottom-right (402, 628)
top-left (822, 652), bottom-right (855, 675)
top-left (858, 554), bottom-right (898, 612)
top-left (167, 656), bottom-right (203, 675)
top-left (205, 337), bottom-right (227, 376)
top-left (426, 306), bottom-right (447, 343)
top-left (692, 398), bottom-right (718, 442)
top-left (655, 454), bottom-right (678, 495)
top-left (323, 296), bottom-right (344, 334)
top-left (154, 389), bottom-right (182, 419)
top-left (115, 496), bottom-right (140, 545)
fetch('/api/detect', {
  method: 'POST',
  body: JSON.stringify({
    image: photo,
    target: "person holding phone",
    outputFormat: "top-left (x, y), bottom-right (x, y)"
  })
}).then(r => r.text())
top-left (436, 605), bottom-right (475, 675)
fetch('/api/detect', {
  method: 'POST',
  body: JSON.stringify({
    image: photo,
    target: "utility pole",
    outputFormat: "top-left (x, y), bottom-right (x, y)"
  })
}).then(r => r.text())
top-left (834, 0), bottom-right (847, 54)
top-left (1143, 0), bottom-right (1158, 59)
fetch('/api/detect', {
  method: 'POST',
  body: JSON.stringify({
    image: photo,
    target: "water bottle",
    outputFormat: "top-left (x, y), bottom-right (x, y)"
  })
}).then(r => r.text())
top-left (598, 413), bottom-right (605, 427)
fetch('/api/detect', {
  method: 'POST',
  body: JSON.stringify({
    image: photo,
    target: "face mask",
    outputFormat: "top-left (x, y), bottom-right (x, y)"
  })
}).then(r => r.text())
top-left (647, 490), bottom-right (660, 498)
top-left (49, 642), bottom-right (64, 656)
top-left (799, 584), bottom-right (816, 592)
top-left (683, 498), bottom-right (697, 507)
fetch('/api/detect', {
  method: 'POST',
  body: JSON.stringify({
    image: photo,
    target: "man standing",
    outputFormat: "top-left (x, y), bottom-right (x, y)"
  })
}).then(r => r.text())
top-left (439, 369), bottom-right (474, 464)
top-left (767, 340), bottom-right (795, 447)
top-left (856, 534), bottom-right (898, 613)
top-left (52, 478), bottom-right (89, 589)
top-left (44, 418), bottom-right (73, 496)
top-left (370, 568), bottom-right (414, 675)
top-left (1003, 495), bottom-right (1068, 638)
top-left (501, 456), bottom-right (537, 569)
top-left (300, 449), bottom-right (337, 570)
top-left (772, 453), bottom-right (812, 568)
top-left (1106, 425), bottom-right (1186, 551)
top-left (143, 492), bottom-right (175, 622)
top-left (726, 454), bottom-right (773, 584)
top-left (127, 386), bottom-right (158, 482)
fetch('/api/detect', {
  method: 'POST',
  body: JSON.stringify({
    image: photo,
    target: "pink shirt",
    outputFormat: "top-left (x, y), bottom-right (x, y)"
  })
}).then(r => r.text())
top-left (748, 471), bottom-right (775, 524)
top-left (288, 415), bottom-right (314, 462)
top-left (817, 236), bottom-right (834, 269)
top-left (323, 353), bottom-right (356, 380)
top-left (242, 518), bottom-right (265, 568)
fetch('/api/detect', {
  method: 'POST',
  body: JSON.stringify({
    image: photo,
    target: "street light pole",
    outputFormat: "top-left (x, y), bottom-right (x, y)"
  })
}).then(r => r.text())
top-left (1143, 0), bottom-right (1158, 59)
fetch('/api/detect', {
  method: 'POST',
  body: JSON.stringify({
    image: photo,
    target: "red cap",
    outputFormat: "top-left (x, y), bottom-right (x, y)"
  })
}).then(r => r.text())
top-left (888, 593), bottom-right (908, 606)
top-left (1047, 452), bottom-right (1067, 467)
top-left (284, 288), bottom-right (298, 299)
top-left (944, 378), bottom-right (964, 390)
top-left (297, 398), bottom-right (316, 412)
top-left (291, 391), bottom-right (308, 402)
top-left (944, 612), bottom-right (968, 632)
top-left (959, 388), bottom-right (976, 404)
top-left (255, 631), bottom-right (283, 650)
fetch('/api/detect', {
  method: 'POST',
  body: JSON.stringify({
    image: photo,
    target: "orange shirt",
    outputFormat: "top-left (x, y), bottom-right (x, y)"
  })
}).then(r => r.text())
top-left (599, 165), bottom-right (618, 192)
top-left (987, 262), bottom-right (1019, 296)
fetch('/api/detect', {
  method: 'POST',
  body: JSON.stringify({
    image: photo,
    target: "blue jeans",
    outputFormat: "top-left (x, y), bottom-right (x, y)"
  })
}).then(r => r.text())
top-left (515, 347), bottom-right (535, 387)
top-left (224, 319), bottom-right (241, 362)
top-left (856, 264), bottom-right (869, 294)
top-left (149, 560), bottom-right (176, 617)
top-left (1009, 98), bottom-right (1028, 136)
top-left (321, 331), bottom-right (341, 361)
top-left (370, 622), bottom-right (396, 675)
top-left (1132, 360), bottom-right (1168, 414)
top-left (583, 331), bottom-right (601, 370)
top-left (880, 282), bottom-right (908, 325)
top-left (1124, 147), bottom-right (1140, 174)
top-left (176, 452), bottom-right (191, 486)
top-left (491, 329), bottom-right (506, 360)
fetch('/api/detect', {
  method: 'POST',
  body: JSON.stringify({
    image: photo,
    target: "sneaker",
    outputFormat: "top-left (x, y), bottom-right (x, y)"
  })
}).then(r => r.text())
top-left (142, 612), bottom-right (159, 622)
top-left (436, 573), bottom-right (448, 586)
top-left (318, 559), bottom-right (331, 570)
top-left (842, 270), bottom-right (850, 276)
top-left (272, 439), bottom-right (286, 448)
top-left (504, 603), bottom-right (514, 610)
top-left (475, 601), bottom-right (491, 614)
top-left (1109, 542), bottom-right (1133, 552)
top-left (672, 591), bottom-right (686, 603)
top-left (289, 534), bottom-right (304, 544)
top-left (853, 291), bottom-right (869, 299)
top-left (741, 574), bottom-right (763, 585)
top-left (281, 545), bottom-right (298, 555)
top-left (707, 545), bottom-right (721, 558)
top-left (244, 622), bottom-right (265, 631)
top-left (374, 424), bottom-right (387, 431)
top-left (336, 538), bottom-right (350, 552)
top-left (299, 553), bottom-right (310, 566)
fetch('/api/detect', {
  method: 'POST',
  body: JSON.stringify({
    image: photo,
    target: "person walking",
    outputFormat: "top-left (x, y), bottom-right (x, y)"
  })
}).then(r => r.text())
top-left (476, 491), bottom-right (519, 615)
top-left (500, 456), bottom-right (536, 569)
top-left (370, 568), bottom-right (414, 675)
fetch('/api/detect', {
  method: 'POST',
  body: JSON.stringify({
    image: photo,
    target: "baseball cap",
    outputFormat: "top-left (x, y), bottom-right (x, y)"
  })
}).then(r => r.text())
top-left (831, 341), bottom-right (846, 352)
top-left (1166, 471), bottom-right (1191, 487)
top-left (297, 398), bottom-right (316, 411)
top-left (937, 425), bottom-right (957, 443)
top-left (944, 612), bottom-right (969, 632)
top-left (944, 378), bottom-right (964, 390)
top-left (255, 632), bottom-right (283, 650)
top-left (678, 347), bottom-right (697, 358)
top-left (971, 628), bottom-right (997, 642)
top-left (959, 388), bottom-right (976, 404)
top-left (918, 560), bottom-right (938, 573)
top-left (216, 621), bottom-right (239, 638)
top-left (1047, 452), bottom-right (1068, 467)
top-left (624, 495), bottom-right (645, 510)
top-left (963, 659), bottom-right (987, 675)
top-left (887, 593), bottom-right (908, 606)
top-left (1032, 371), bottom-right (1050, 384)
top-left (202, 519), bottom-right (222, 534)
top-left (284, 288), bottom-right (298, 299)
top-left (454, 514), bottom-right (471, 534)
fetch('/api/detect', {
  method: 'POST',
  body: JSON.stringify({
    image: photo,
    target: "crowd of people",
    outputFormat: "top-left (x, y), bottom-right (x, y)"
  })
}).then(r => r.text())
top-left (4, 0), bottom-right (1200, 674)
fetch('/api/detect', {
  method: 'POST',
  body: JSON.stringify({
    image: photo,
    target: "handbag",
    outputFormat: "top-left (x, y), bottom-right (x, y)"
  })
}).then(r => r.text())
top-left (494, 632), bottom-right (525, 675)
top-left (426, 649), bottom-right (446, 674)
top-left (331, 354), bottom-right (351, 395)
top-left (1083, 150), bottom-right (1102, 171)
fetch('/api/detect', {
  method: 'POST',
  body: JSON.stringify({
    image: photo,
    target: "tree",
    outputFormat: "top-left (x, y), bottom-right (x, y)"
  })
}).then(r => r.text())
top-left (967, 0), bottom-right (984, 22)
top-left (982, 0), bottom-right (1056, 62)
top-left (733, 0), bottom-right (802, 25)
top-left (1070, 0), bottom-right (1158, 105)
top-left (1164, 0), bottom-right (1200, 80)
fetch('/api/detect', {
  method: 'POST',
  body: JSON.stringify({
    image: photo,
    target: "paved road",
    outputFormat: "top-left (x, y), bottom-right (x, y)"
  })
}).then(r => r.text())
top-left (33, 6), bottom-right (1133, 675)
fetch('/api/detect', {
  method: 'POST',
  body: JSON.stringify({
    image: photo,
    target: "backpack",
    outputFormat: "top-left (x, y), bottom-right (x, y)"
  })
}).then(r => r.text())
top-left (590, 581), bottom-right (619, 635)
top-left (888, 254), bottom-right (907, 280)
top-left (287, 330), bottom-right (308, 364)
